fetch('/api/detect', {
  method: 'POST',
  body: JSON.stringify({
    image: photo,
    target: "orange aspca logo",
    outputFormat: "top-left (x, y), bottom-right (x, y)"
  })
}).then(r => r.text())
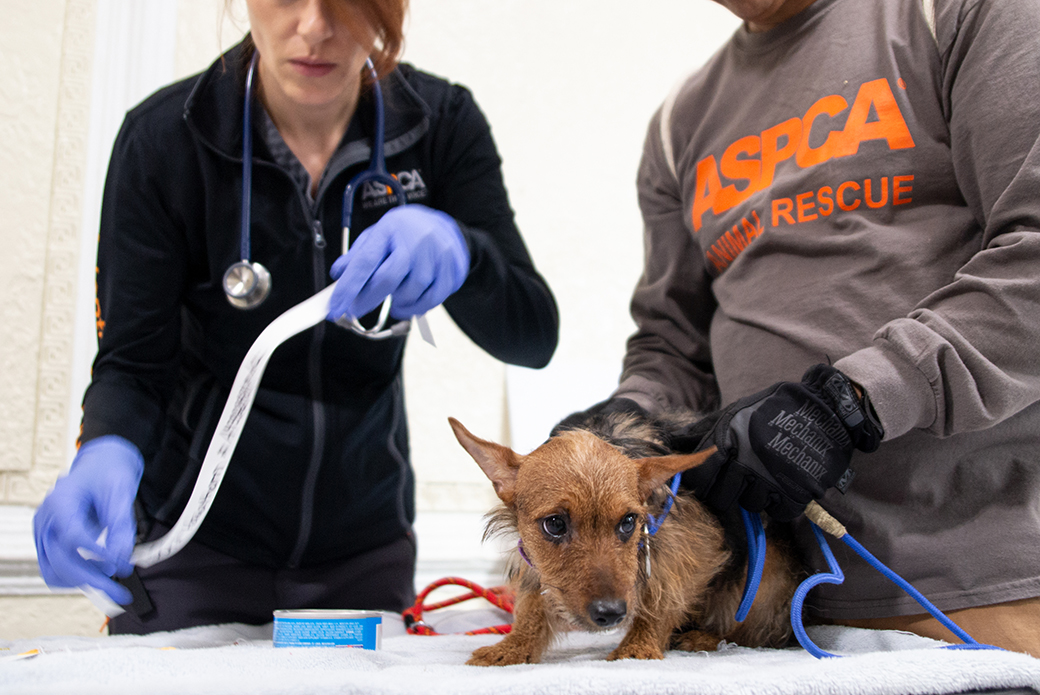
top-left (691, 78), bottom-right (915, 232)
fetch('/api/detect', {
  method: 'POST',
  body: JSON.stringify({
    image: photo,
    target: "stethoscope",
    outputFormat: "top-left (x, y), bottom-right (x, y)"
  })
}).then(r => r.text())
top-left (223, 52), bottom-right (410, 339)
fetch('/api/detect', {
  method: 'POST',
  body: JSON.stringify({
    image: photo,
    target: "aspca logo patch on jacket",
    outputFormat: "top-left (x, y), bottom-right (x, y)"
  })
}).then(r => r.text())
top-left (361, 169), bottom-right (429, 209)
top-left (690, 78), bottom-right (916, 273)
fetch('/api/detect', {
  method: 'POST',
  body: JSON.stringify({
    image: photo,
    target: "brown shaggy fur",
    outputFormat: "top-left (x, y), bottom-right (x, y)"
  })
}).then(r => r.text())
top-left (448, 412), bottom-right (803, 666)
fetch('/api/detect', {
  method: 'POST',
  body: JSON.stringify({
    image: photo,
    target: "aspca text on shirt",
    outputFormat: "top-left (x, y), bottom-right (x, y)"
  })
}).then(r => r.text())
top-left (360, 168), bottom-right (429, 209)
top-left (690, 78), bottom-right (915, 273)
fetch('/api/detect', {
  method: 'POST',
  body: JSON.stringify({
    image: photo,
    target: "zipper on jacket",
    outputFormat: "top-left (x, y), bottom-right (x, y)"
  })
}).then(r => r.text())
top-left (206, 131), bottom-right (384, 568)
top-left (312, 219), bottom-right (327, 249)
top-left (287, 213), bottom-right (330, 568)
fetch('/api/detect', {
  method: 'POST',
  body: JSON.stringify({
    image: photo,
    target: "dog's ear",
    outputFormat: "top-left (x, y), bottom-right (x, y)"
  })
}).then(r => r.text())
top-left (636, 446), bottom-right (718, 501)
top-left (448, 417), bottom-right (522, 505)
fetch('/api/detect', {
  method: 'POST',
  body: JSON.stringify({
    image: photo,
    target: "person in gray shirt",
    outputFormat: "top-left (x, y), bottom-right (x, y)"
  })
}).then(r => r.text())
top-left (574, 0), bottom-right (1040, 656)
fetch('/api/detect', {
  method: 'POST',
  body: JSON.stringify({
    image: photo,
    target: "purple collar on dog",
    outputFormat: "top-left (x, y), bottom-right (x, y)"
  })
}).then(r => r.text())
top-left (517, 539), bottom-right (535, 568)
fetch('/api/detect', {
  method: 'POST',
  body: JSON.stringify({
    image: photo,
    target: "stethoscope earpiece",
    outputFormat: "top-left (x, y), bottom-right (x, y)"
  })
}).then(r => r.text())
top-left (223, 260), bottom-right (271, 309)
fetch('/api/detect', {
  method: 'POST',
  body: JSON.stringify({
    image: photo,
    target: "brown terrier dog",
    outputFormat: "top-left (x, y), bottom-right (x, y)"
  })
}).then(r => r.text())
top-left (448, 412), bottom-right (802, 666)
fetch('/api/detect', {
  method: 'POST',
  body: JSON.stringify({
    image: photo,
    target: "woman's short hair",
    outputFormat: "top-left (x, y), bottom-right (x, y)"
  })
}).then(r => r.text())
top-left (357, 0), bottom-right (409, 78)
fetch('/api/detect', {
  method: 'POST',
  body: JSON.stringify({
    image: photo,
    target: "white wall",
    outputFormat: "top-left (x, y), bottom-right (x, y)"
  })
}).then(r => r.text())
top-left (401, 0), bottom-right (741, 480)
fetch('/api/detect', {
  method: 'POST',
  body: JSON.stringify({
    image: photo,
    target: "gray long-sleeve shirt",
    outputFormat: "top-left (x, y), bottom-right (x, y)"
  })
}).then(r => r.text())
top-left (616, 0), bottom-right (1040, 619)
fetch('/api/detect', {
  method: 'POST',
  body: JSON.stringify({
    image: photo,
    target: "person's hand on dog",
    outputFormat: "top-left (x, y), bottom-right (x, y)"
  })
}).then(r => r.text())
top-left (33, 435), bottom-right (144, 605)
top-left (326, 205), bottom-right (470, 324)
top-left (681, 364), bottom-right (884, 521)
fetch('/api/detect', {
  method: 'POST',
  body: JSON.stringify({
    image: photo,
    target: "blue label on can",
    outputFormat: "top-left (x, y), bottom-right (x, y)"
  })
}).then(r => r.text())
top-left (272, 613), bottom-right (382, 649)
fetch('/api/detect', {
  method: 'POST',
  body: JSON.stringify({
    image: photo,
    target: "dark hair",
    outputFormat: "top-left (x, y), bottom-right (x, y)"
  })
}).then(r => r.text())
top-left (232, 0), bottom-right (408, 81)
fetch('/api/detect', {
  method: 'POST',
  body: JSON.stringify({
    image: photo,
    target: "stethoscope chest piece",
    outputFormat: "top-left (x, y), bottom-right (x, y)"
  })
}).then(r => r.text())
top-left (223, 260), bottom-right (271, 309)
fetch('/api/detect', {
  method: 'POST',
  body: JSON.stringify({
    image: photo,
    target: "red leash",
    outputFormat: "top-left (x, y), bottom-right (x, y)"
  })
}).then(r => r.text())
top-left (403, 577), bottom-right (514, 635)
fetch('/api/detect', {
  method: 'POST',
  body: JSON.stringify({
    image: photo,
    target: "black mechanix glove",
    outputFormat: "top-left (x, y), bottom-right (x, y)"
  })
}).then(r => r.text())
top-left (681, 364), bottom-right (883, 522)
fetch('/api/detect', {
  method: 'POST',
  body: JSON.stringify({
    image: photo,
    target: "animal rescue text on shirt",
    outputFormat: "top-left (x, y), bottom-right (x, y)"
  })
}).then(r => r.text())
top-left (690, 78), bottom-right (915, 273)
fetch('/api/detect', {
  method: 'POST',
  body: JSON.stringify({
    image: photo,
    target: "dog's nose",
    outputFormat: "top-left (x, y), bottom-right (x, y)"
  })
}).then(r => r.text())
top-left (588, 599), bottom-right (627, 628)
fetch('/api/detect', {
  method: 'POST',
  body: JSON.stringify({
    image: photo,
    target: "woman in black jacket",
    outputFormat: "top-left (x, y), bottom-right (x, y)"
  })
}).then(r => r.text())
top-left (33, 0), bottom-right (558, 635)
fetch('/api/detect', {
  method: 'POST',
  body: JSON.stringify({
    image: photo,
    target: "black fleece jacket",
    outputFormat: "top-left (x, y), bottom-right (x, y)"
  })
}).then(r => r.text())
top-left (82, 43), bottom-right (558, 568)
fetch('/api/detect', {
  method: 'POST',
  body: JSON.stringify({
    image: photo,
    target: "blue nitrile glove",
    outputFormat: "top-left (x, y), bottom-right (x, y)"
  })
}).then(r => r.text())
top-left (33, 435), bottom-right (144, 605)
top-left (682, 364), bottom-right (884, 522)
top-left (327, 205), bottom-right (470, 323)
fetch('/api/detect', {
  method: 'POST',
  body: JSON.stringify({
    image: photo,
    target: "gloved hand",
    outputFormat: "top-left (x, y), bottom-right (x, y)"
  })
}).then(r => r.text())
top-left (682, 364), bottom-right (883, 521)
top-left (34, 435), bottom-right (144, 605)
top-left (327, 205), bottom-right (470, 323)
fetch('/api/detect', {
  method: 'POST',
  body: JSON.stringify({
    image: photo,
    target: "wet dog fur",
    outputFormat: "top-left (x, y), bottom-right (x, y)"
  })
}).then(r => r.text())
top-left (449, 410), bottom-right (803, 666)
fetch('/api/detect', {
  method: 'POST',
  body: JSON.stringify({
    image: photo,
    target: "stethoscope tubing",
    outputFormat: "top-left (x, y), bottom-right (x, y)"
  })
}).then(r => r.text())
top-left (223, 51), bottom-right (269, 310)
top-left (336, 58), bottom-right (410, 339)
top-left (241, 51), bottom-right (257, 262)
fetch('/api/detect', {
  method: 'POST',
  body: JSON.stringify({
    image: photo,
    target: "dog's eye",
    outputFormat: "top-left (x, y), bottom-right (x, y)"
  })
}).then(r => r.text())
top-left (541, 515), bottom-right (568, 540)
top-left (617, 513), bottom-right (638, 539)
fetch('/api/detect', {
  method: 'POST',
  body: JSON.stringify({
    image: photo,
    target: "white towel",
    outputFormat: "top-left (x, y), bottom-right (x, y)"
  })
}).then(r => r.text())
top-left (2, 610), bottom-right (1038, 695)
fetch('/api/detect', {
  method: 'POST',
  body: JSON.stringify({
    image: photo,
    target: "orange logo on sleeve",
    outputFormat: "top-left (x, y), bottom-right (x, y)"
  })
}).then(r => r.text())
top-left (691, 78), bottom-right (915, 232)
top-left (95, 267), bottom-right (105, 339)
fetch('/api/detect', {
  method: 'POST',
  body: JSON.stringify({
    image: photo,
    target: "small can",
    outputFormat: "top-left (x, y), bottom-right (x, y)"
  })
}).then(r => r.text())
top-left (272, 609), bottom-right (383, 649)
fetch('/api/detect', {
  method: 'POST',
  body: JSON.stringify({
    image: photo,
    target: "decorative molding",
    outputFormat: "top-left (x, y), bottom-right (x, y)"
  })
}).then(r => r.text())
top-left (3, 0), bottom-right (97, 504)
top-left (0, 5), bottom-right (66, 481)
top-left (2, 0), bottom-right (182, 505)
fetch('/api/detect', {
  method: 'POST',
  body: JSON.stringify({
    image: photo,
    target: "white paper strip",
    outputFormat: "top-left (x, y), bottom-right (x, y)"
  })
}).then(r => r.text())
top-left (130, 284), bottom-right (337, 568)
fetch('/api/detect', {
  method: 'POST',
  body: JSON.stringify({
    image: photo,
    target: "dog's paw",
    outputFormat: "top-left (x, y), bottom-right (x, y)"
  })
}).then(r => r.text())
top-left (467, 643), bottom-right (538, 667)
top-left (607, 642), bottom-right (664, 661)
top-left (670, 629), bottom-right (723, 653)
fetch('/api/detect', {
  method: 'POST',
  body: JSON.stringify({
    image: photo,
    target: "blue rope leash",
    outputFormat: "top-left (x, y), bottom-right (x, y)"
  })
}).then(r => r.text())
top-left (643, 482), bottom-right (996, 660)
top-left (791, 522), bottom-right (847, 658)
top-left (645, 477), bottom-right (764, 618)
top-left (646, 473), bottom-right (683, 536)
top-left (736, 508), bottom-right (766, 622)
top-left (645, 476), bottom-right (765, 622)
top-left (791, 504), bottom-right (1003, 658)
